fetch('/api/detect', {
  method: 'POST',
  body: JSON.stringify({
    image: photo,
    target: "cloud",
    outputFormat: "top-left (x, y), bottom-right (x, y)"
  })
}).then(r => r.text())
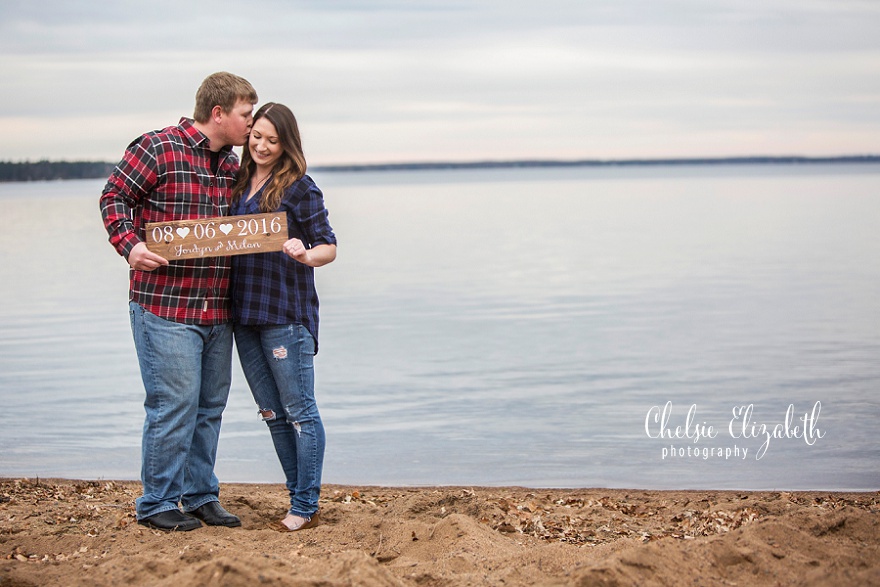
top-left (1, 0), bottom-right (879, 162)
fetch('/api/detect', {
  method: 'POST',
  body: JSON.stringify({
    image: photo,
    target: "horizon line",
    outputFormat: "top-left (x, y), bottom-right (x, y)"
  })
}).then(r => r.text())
top-left (2, 154), bottom-right (879, 173)
top-left (310, 154), bottom-right (880, 172)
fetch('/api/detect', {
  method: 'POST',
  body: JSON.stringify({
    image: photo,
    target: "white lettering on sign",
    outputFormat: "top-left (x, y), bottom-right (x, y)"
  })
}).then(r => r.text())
top-left (145, 212), bottom-right (287, 260)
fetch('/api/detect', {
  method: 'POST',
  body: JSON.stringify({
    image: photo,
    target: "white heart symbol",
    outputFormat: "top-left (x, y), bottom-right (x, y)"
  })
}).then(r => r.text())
top-left (219, 223), bottom-right (233, 235)
top-left (176, 227), bottom-right (190, 238)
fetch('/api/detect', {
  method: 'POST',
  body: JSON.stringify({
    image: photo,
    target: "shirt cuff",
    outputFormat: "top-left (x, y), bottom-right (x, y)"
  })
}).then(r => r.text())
top-left (118, 233), bottom-right (142, 260)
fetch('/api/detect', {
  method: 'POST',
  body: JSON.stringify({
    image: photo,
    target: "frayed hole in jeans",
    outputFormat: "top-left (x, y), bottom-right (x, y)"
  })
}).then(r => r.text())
top-left (272, 346), bottom-right (288, 360)
top-left (259, 409), bottom-right (276, 421)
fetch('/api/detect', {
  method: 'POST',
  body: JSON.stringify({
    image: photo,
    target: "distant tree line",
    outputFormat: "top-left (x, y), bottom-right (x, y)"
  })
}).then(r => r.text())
top-left (0, 160), bottom-right (116, 183)
top-left (315, 154), bottom-right (880, 172)
top-left (2, 155), bottom-right (878, 182)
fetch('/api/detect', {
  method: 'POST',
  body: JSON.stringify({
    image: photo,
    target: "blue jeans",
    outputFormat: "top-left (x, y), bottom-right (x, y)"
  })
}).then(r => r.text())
top-left (234, 323), bottom-right (325, 518)
top-left (129, 302), bottom-right (233, 519)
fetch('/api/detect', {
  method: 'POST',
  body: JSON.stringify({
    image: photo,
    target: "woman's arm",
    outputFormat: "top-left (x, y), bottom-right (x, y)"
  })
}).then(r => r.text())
top-left (283, 239), bottom-right (337, 267)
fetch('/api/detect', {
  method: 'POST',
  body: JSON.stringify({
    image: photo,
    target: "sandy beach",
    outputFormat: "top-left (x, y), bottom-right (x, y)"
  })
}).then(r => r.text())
top-left (0, 478), bottom-right (877, 586)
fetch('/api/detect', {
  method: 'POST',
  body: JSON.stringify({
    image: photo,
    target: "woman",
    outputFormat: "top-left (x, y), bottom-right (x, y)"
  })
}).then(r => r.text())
top-left (230, 102), bottom-right (337, 531)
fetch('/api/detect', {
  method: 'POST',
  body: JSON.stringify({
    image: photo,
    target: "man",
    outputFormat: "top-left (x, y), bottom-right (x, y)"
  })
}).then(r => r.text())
top-left (100, 72), bottom-right (258, 531)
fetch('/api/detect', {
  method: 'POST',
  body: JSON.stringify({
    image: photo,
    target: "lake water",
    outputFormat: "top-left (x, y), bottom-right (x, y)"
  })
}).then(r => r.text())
top-left (0, 164), bottom-right (878, 491)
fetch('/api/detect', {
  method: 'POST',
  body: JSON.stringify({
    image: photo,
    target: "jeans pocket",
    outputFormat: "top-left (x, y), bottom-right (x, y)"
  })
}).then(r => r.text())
top-left (292, 324), bottom-right (316, 357)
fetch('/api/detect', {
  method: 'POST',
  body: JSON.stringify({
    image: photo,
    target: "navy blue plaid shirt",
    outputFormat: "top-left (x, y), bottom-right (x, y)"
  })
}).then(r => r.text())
top-left (231, 175), bottom-right (336, 351)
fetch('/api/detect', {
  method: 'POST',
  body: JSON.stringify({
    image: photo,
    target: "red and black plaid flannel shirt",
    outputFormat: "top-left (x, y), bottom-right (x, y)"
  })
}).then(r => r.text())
top-left (100, 118), bottom-right (239, 325)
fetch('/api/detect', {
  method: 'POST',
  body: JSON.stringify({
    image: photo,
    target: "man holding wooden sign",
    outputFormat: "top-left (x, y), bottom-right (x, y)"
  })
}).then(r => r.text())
top-left (99, 72), bottom-right (258, 532)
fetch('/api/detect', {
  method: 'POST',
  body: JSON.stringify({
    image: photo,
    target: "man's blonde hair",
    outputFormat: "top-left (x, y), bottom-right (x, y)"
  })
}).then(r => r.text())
top-left (193, 72), bottom-right (258, 123)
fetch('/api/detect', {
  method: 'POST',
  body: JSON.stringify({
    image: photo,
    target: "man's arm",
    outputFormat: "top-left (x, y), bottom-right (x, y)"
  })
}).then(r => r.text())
top-left (99, 135), bottom-right (168, 269)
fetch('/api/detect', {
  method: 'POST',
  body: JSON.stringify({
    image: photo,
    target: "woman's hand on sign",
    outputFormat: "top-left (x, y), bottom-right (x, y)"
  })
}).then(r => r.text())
top-left (283, 238), bottom-right (309, 264)
top-left (283, 238), bottom-right (336, 268)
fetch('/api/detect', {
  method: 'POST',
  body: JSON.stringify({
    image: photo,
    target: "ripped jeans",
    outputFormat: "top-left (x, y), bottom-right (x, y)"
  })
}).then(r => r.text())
top-left (234, 323), bottom-right (325, 518)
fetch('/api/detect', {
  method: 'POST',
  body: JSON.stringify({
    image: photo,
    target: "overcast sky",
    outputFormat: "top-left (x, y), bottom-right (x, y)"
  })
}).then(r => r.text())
top-left (2, 0), bottom-right (878, 164)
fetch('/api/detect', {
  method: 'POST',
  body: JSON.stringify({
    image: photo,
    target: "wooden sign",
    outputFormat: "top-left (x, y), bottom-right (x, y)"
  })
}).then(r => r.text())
top-left (145, 212), bottom-right (287, 260)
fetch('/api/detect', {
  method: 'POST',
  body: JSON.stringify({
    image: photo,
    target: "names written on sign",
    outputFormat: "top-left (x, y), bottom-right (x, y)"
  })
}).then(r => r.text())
top-left (145, 212), bottom-right (288, 260)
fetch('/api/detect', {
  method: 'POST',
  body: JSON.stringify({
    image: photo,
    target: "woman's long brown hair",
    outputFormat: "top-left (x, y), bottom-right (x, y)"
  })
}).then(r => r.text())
top-left (231, 102), bottom-right (307, 212)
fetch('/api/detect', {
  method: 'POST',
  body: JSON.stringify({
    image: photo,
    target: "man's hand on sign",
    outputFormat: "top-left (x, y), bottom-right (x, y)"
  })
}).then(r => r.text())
top-left (128, 242), bottom-right (170, 271)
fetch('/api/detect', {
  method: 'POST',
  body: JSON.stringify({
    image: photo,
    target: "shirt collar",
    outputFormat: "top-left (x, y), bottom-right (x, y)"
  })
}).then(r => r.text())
top-left (178, 117), bottom-right (233, 155)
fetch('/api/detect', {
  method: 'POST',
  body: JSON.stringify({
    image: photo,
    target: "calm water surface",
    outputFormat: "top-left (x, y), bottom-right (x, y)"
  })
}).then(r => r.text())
top-left (0, 164), bottom-right (878, 490)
